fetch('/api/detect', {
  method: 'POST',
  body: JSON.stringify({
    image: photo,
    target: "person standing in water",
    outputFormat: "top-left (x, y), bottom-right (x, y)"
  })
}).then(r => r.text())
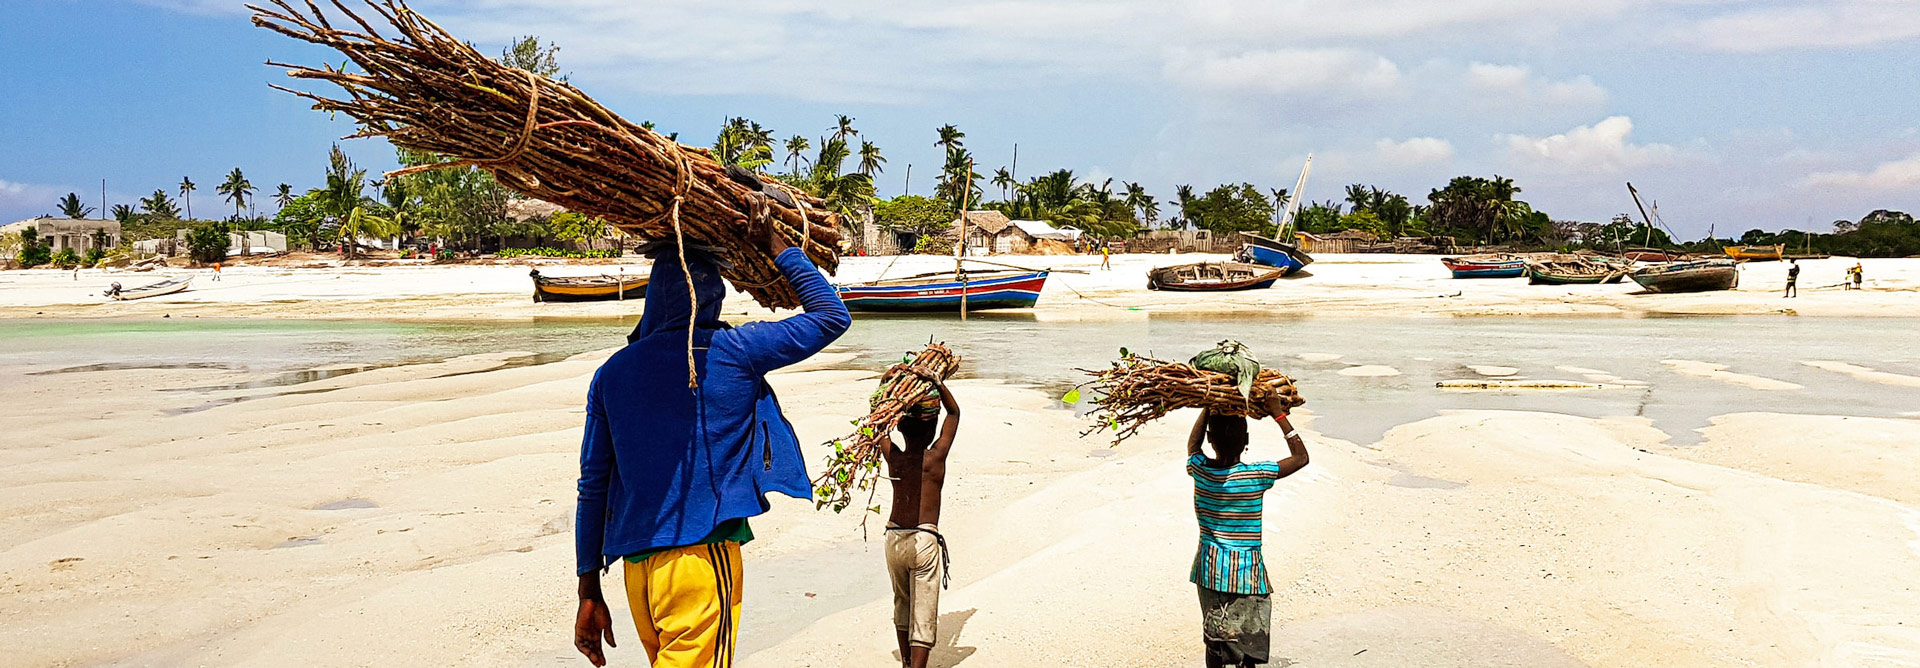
top-left (1784, 259), bottom-right (1800, 298)
top-left (1186, 396), bottom-right (1310, 668)
top-left (881, 367), bottom-right (961, 668)
top-left (571, 219), bottom-right (850, 668)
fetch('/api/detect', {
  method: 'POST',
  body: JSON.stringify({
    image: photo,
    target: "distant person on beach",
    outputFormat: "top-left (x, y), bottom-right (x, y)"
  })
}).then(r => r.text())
top-left (1101, 243), bottom-right (1113, 270)
top-left (879, 367), bottom-right (961, 668)
top-left (571, 220), bottom-right (851, 668)
top-left (1851, 262), bottom-right (1864, 290)
top-left (1186, 398), bottom-right (1310, 668)
top-left (212, 262), bottom-right (222, 282)
top-left (1785, 259), bottom-right (1799, 298)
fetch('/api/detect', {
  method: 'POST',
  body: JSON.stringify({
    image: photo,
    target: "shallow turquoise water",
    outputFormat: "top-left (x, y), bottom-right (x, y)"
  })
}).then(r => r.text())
top-left (4, 314), bottom-right (1915, 445)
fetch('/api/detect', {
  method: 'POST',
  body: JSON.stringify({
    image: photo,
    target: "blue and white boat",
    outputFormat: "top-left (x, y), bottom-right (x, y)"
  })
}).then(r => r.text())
top-left (1237, 154), bottom-right (1316, 275)
top-left (835, 270), bottom-right (1050, 313)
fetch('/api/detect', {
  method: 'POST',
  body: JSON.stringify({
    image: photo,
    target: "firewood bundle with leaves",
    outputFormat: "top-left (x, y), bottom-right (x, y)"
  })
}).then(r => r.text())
top-left (249, 0), bottom-right (840, 308)
top-left (813, 344), bottom-right (960, 514)
top-left (1071, 347), bottom-right (1304, 445)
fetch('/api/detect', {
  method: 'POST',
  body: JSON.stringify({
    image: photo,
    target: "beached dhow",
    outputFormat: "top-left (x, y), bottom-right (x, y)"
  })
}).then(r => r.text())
top-left (103, 277), bottom-right (192, 301)
top-left (1236, 232), bottom-right (1314, 276)
top-left (1148, 262), bottom-right (1283, 292)
top-left (1723, 244), bottom-right (1786, 262)
top-left (528, 269), bottom-right (648, 302)
top-left (1629, 259), bottom-right (1740, 293)
top-left (1524, 256), bottom-right (1630, 285)
top-left (1441, 254), bottom-right (1527, 278)
top-left (835, 270), bottom-right (1049, 312)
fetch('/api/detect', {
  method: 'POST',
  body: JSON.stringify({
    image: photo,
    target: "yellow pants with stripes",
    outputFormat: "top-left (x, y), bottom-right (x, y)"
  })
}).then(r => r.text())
top-left (623, 541), bottom-right (744, 668)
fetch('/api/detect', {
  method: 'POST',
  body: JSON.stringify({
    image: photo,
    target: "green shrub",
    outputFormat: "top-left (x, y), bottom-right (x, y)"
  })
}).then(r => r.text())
top-left (15, 229), bottom-right (51, 268)
top-left (51, 248), bottom-right (81, 269)
top-left (186, 222), bottom-right (232, 265)
top-left (494, 247), bottom-right (619, 259)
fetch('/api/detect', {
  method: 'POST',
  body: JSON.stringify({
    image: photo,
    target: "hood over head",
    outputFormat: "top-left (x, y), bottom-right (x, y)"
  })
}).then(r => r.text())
top-left (630, 245), bottom-right (729, 343)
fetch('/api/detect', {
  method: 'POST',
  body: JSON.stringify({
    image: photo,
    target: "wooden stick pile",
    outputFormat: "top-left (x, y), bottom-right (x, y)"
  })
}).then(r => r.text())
top-left (248, 0), bottom-right (840, 309)
top-left (1077, 354), bottom-right (1304, 444)
top-left (813, 344), bottom-right (960, 513)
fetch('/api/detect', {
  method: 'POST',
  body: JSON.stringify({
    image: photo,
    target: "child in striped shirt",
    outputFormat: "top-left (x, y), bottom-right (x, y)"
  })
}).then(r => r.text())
top-left (1185, 396), bottom-right (1310, 668)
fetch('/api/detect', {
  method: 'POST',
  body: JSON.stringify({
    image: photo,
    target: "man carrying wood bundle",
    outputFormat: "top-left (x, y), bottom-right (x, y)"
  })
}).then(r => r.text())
top-left (877, 367), bottom-right (961, 668)
top-left (571, 221), bottom-right (851, 668)
top-left (1184, 396), bottom-right (1310, 668)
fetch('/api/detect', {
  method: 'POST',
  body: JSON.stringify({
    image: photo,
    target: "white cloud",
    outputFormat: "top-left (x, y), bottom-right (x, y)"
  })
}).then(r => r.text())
top-left (1465, 63), bottom-right (1607, 106)
top-left (1675, 2), bottom-right (1920, 52)
top-left (1800, 154), bottom-right (1920, 191)
top-left (1168, 49), bottom-right (1404, 99)
top-left (0, 179), bottom-right (67, 221)
top-left (1375, 137), bottom-right (1455, 163)
top-left (1499, 116), bottom-right (1681, 173)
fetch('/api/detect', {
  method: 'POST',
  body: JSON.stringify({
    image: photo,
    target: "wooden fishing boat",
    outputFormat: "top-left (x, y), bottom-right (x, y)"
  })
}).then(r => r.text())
top-left (1441, 254), bottom-right (1526, 278)
top-left (1526, 258), bottom-right (1629, 285)
top-left (1236, 232), bottom-right (1315, 276)
top-left (836, 270), bottom-right (1049, 312)
top-left (104, 277), bottom-right (192, 301)
top-left (1723, 244), bottom-right (1785, 261)
top-left (1624, 248), bottom-right (1684, 262)
top-left (1147, 262), bottom-right (1282, 292)
top-left (529, 270), bottom-right (648, 302)
top-left (1629, 259), bottom-right (1739, 293)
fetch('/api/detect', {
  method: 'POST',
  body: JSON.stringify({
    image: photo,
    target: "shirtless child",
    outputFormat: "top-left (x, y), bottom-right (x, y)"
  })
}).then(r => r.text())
top-left (879, 367), bottom-right (961, 668)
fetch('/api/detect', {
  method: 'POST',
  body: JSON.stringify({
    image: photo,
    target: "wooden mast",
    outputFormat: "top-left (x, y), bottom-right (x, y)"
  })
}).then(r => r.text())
top-left (957, 158), bottom-right (973, 320)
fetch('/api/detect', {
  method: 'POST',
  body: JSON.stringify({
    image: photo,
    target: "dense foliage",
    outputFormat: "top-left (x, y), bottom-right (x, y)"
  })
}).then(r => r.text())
top-left (874, 195), bottom-right (952, 234)
top-left (185, 222), bottom-right (232, 264)
top-left (494, 247), bottom-right (620, 259)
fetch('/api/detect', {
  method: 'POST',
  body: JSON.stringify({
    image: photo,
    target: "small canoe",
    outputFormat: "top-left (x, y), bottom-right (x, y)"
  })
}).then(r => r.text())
top-left (1147, 262), bottom-right (1282, 292)
top-left (104, 277), bottom-right (192, 301)
top-left (530, 271), bottom-right (648, 302)
top-left (1724, 244), bottom-right (1785, 261)
top-left (1629, 259), bottom-right (1740, 293)
top-left (836, 270), bottom-right (1048, 312)
top-left (1441, 254), bottom-right (1526, 278)
top-left (1236, 232), bottom-right (1314, 275)
top-left (1525, 259), bottom-right (1629, 285)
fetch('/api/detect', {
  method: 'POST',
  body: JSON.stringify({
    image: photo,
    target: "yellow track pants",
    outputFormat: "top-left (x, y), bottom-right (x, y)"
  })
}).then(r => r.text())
top-left (623, 541), bottom-right (744, 668)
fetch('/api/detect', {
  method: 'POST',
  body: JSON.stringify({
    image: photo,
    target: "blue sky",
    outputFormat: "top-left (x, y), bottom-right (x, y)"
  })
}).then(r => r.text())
top-left (4, 0), bottom-right (1919, 237)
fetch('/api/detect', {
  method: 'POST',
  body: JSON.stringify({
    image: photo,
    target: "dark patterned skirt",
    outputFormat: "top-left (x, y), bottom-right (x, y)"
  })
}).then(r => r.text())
top-left (1198, 586), bottom-right (1272, 665)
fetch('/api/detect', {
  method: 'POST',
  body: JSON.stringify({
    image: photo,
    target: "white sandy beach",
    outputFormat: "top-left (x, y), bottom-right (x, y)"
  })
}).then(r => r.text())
top-left (4, 321), bottom-right (1920, 667)
top-left (3, 253), bottom-right (1918, 321)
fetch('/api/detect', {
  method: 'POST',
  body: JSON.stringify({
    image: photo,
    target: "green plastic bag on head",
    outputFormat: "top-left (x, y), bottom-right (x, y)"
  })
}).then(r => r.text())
top-left (1190, 340), bottom-right (1261, 398)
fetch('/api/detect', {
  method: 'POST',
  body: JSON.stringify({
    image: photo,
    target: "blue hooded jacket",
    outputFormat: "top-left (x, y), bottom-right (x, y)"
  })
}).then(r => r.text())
top-left (575, 247), bottom-right (851, 575)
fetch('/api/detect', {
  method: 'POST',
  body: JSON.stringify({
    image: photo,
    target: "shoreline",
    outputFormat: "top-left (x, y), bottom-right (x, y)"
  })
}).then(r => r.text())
top-left (2, 253), bottom-right (1917, 321)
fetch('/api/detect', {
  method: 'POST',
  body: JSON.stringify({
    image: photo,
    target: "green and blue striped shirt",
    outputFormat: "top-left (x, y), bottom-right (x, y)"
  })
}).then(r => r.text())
top-left (1187, 453), bottom-right (1282, 595)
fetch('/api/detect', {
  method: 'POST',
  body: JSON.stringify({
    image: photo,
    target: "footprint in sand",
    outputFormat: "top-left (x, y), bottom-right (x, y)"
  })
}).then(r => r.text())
top-left (1339, 364), bottom-right (1402, 377)
top-left (1661, 360), bottom-right (1803, 391)
top-left (1802, 361), bottom-right (1920, 388)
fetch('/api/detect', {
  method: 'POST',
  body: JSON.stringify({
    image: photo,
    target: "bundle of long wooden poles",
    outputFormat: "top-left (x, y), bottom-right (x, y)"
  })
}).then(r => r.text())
top-left (248, 0), bottom-right (840, 308)
top-left (1078, 354), bottom-right (1305, 444)
top-left (813, 344), bottom-right (960, 513)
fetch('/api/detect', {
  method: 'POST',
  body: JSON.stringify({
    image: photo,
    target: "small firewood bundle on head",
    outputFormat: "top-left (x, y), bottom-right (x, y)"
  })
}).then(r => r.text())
top-left (248, 0), bottom-right (840, 309)
top-left (814, 343), bottom-right (960, 514)
top-left (1074, 352), bottom-right (1305, 445)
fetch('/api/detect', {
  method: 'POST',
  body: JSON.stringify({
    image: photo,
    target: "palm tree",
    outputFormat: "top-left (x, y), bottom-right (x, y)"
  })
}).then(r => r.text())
top-left (784, 135), bottom-right (811, 175)
top-left (1174, 185), bottom-right (1196, 227)
top-left (337, 206), bottom-right (400, 258)
top-left (830, 115), bottom-right (858, 142)
top-left (142, 190), bottom-right (181, 219)
top-left (57, 193), bottom-right (95, 219)
top-left (935, 124), bottom-right (965, 152)
top-left (178, 177), bottom-right (196, 219)
top-left (1123, 182), bottom-right (1155, 228)
top-left (217, 168), bottom-right (255, 220)
top-left (1345, 184), bottom-right (1373, 212)
top-left (815, 138), bottom-right (851, 177)
top-left (857, 140), bottom-right (886, 177)
top-left (993, 168), bottom-right (1015, 201)
top-left (110, 204), bottom-right (135, 224)
top-left (274, 183), bottom-right (295, 210)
